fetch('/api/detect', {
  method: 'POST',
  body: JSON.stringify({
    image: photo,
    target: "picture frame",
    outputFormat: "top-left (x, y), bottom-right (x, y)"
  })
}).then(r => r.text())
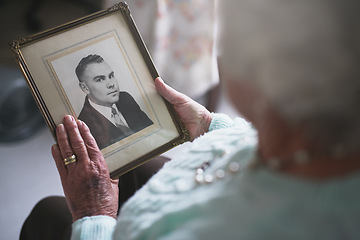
top-left (9, 2), bottom-right (189, 179)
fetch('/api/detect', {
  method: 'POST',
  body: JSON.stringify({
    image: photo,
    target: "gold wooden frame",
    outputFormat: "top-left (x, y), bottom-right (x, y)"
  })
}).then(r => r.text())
top-left (9, 2), bottom-right (189, 178)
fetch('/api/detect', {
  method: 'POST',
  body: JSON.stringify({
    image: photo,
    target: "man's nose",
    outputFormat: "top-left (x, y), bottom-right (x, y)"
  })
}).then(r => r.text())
top-left (106, 78), bottom-right (115, 88)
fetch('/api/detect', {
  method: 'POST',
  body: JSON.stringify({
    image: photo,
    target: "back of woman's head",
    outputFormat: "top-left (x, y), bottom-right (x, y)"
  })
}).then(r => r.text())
top-left (219, 0), bottom-right (360, 154)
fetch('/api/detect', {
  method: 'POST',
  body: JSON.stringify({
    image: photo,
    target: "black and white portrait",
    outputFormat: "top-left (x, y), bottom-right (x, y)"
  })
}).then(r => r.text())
top-left (50, 35), bottom-right (154, 149)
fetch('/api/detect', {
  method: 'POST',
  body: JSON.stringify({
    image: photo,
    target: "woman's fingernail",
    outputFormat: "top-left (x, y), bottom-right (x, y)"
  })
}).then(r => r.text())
top-left (64, 115), bottom-right (74, 122)
top-left (76, 120), bottom-right (83, 127)
top-left (57, 124), bottom-right (65, 134)
top-left (80, 120), bottom-right (90, 130)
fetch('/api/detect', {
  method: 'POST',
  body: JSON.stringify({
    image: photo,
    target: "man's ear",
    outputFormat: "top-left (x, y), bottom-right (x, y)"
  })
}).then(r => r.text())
top-left (79, 82), bottom-right (90, 94)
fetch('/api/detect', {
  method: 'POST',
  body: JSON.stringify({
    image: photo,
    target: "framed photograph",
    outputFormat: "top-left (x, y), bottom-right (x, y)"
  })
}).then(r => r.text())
top-left (9, 2), bottom-right (189, 178)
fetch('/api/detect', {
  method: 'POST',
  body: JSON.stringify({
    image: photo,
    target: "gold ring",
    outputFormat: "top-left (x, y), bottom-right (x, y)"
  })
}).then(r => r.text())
top-left (64, 155), bottom-right (77, 165)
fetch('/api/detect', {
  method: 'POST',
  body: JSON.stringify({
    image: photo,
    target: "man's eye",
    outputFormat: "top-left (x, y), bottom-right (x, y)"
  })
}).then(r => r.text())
top-left (109, 73), bottom-right (115, 79)
top-left (95, 77), bottom-right (105, 82)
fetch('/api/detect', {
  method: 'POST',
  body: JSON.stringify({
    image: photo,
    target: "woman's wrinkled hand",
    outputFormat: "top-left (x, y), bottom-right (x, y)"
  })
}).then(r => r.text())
top-left (52, 115), bottom-right (119, 222)
top-left (155, 77), bottom-right (212, 141)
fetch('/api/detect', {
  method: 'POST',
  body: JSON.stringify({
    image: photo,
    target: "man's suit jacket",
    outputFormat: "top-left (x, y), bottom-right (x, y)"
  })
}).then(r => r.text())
top-left (78, 92), bottom-right (153, 149)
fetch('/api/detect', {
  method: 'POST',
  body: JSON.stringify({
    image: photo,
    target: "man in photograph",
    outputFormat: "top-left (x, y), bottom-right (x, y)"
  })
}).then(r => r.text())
top-left (75, 54), bottom-right (153, 149)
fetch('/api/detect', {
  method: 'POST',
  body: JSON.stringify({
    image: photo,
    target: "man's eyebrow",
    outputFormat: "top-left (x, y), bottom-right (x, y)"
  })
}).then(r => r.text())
top-left (93, 75), bottom-right (106, 81)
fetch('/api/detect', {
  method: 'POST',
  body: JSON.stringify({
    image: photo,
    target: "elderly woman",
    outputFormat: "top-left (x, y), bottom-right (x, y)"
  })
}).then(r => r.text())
top-left (21, 0), bottom-right (360, 239)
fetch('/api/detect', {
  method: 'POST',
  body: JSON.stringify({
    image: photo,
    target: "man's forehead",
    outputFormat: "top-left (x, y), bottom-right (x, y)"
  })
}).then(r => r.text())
top-left (85, 62), bottom-right (111, 71)
top-left (82, 62), bottom-right (113, 78)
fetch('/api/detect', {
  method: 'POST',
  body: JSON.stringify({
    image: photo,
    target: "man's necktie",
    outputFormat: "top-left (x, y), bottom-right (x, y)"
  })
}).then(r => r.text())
top-left (111, 107), bottom-right (134, 136)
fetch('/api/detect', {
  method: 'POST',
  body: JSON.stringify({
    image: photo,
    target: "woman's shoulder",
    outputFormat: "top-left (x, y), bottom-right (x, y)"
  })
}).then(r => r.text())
top-left (115, 124), bottom-right (258, 239)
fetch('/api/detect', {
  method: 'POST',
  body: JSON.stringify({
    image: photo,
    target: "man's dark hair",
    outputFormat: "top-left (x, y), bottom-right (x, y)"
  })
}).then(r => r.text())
top-left (75, 54), bottom-right (104, 82)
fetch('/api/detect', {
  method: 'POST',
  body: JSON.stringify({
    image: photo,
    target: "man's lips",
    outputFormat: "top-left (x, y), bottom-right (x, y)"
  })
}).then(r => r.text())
top-left (108, 90), bottom-right (118, 95)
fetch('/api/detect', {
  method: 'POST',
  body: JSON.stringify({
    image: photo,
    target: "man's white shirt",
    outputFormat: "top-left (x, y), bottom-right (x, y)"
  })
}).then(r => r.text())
top-left (88, 98), bottom-right (130, 128)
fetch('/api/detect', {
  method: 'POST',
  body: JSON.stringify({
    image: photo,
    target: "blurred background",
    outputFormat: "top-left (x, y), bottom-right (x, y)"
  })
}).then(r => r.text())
top-left (0, 0), bottom-right (238, 239)
top-left (0, 1), bottom-right (100, 239)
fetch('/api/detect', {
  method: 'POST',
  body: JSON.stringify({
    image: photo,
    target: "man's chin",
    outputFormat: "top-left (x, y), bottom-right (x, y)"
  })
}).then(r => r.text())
top-left (109, 94), bottom-right (119, 104)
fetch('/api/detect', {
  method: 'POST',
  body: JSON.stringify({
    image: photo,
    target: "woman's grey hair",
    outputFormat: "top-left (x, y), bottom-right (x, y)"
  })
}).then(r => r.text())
top-left (219, 0), bottom-right (360, 153)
